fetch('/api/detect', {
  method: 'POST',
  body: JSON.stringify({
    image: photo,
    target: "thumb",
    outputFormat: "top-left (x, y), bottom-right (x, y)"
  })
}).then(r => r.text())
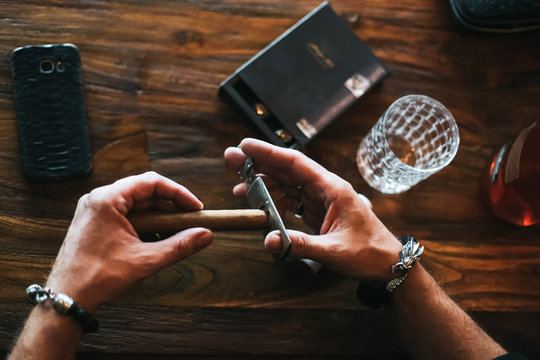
top-left (147, 227), bottom-right (213, 269)
top-left (265, 229), bottom-right (325, 261)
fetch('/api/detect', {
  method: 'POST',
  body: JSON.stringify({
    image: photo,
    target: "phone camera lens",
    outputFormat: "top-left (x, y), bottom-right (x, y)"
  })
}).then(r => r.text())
top-left (56, 61), bottom-right (65, 72)
top-left (39, 60), bottom-right (54, 74)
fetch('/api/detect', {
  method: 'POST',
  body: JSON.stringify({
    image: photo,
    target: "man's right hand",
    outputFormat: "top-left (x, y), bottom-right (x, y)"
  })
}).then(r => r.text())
top-left (224, 138), bottom-right (402, 283)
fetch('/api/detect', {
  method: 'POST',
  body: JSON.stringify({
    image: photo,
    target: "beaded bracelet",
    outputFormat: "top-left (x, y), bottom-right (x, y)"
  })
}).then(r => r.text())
top-left (25, 284), bottom-right (99, 333)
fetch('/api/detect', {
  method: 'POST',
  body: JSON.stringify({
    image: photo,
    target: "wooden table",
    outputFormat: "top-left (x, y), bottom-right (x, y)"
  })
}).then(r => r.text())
top-left (1, 0), bottom-right (539, 358)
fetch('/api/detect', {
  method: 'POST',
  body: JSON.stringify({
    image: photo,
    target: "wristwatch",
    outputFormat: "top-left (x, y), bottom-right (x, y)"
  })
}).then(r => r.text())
top-left (356, 236), bottom-right (423, 309)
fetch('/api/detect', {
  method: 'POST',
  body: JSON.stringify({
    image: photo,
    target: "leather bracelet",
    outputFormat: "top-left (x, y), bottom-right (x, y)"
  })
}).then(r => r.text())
top-left (25, 284), bottom-right (99, 333)
top-left (356, 236), bottom-right (423, 309)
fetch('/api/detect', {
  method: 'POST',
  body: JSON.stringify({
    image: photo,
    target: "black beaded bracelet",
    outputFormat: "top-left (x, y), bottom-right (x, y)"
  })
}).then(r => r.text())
top-left (26, 284), bottom-right (99, 333)
top-left (356, 236), bottom-right (423, 309)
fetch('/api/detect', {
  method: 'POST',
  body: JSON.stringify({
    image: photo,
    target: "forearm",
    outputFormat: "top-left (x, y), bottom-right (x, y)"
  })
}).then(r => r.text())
top-left (385, 264), bottom-right (506, 360)
top-left (10, 304), bottom-right (82, 360)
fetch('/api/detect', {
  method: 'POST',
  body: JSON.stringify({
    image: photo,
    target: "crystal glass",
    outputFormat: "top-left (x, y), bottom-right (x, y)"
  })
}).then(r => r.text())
top-left (357, 95), bottom-right (459, 194)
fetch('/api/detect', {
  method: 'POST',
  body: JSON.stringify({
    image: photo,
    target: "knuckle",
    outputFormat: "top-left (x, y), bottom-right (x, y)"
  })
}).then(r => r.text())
top-left (176, 238), bottom-right (195, 258)
top-left (320, 172), bottom-right (345, 187)
top-left (85, 188), bottom-right (102, 206)
top-left (133, 252), bottom-right (158, 278)
top-left (287, 147), bottom-right (304, 158)
top-left (326, 241), bottom-right (345, 256)
top-left (142, 171), bottom-right (160, 181)
top-left (77, 193), bottom-right (90, 208)
top-left (84, 187), bottom-right (112, 212)
top-left (334, 177), bottom-right (354, 193)
top-left (293, 233), bottom-right (312, 257)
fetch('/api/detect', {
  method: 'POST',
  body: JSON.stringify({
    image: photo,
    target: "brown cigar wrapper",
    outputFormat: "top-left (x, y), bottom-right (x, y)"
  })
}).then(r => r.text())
top-left (128, 209), bottom-right (268, 233)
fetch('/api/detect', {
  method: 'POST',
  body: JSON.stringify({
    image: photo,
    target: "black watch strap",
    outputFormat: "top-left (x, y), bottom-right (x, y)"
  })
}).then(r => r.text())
top-left (356, 281), bottom-right (391, 309)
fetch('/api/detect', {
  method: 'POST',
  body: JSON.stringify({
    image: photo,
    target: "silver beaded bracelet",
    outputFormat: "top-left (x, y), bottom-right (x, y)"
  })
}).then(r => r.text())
top-left (25, 284), bottom-right (99, 333)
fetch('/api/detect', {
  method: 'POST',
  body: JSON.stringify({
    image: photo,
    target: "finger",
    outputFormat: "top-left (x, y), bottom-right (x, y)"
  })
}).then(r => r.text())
top-left (228, 139), bottom-right (337, 203)
top-left (264, 229), bottom-right (326, 261)
top-left (257, 175), bottom-right (304, 199)
top-left (224, 146), bottom-right (247, 167)
top-left (109, 172), bottom-right (204, 214)
top-left (142, 228), bottom-right (213, 273)
top-left (232, 183), bottom-right (247, 197)
top-left (231, 175), bottom-right (301, 199)
top-left (131, 198), bottom-right (181, 212)
top-left (239, 138), bottom-right (327, 187)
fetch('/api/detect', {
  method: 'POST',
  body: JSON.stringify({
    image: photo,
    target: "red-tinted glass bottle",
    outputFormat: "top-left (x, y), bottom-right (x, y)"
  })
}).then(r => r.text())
top-left (484, 122), bottom-right (540, 226)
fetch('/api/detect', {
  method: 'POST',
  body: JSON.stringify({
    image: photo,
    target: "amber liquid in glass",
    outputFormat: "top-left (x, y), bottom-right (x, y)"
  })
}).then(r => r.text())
top-left (484, 122), bottom-right (540, 226)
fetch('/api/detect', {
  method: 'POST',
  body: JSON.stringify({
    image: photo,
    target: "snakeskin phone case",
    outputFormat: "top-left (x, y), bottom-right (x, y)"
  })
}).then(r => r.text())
top-left (11, 44), bottom-right (92, 180)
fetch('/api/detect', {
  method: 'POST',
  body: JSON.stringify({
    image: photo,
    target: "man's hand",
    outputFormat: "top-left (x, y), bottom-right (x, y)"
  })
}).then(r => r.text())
top-left (227, 139), bottom-right (508, 360)
top-left (10, 172), bottom-right (213, 360)
top-left (224, 138), bottom-right (401, 283)
top-left (46, 171), bottom-right (213, 313)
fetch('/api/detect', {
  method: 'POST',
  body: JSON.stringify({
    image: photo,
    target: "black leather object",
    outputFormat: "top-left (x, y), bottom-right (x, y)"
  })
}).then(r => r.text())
top-left (450, 0), bottom-right (540, 32)
top-left (11, 44), bottom-right (92, 180)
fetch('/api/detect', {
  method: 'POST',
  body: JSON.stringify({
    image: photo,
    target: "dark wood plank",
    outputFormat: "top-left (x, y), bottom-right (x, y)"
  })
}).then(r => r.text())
top-left (0, 0), bottom-right (539, 358)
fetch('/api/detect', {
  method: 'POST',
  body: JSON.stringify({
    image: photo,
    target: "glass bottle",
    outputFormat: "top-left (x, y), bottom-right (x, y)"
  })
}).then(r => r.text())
top-left (484, 121), bottom-right (540, 226)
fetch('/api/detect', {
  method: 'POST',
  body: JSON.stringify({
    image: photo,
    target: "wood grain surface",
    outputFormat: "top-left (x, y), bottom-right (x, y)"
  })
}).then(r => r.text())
top-left (1, 0), bottom-right (539, 358)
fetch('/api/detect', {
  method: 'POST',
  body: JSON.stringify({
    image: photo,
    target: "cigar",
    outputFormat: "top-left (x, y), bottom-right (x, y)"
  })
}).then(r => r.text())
top-left (128, 209), bottom-right (268, 233)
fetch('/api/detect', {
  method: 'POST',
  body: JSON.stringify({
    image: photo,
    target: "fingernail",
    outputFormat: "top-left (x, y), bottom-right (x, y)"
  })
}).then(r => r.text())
top-left (201, 230), bottom-right (213, 242)
top-left (265, 232), bottom-right (282, 254)
top-left (195, 230), bottom-right (213, 249)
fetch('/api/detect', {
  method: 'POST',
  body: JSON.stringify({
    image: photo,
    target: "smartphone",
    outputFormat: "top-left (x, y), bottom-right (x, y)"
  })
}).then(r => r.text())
top-left (11, 43), bottom-right (92, 180)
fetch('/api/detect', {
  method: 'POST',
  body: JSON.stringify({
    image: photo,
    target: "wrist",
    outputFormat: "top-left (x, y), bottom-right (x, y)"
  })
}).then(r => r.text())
top-left (46, 271), bottom-right (101, 314)
top-left (32, 301), bottom-right (83, 334)
top-left (389, 262), bottom-right (449, 310)
top-left (26, 284), bottom-right (99, 333)
top-left (366, 225), bottom-right (404, 283)
top-left (10, 302), bottom-right (82, 360)
top-left (356, 236), bottom-right (424, 309)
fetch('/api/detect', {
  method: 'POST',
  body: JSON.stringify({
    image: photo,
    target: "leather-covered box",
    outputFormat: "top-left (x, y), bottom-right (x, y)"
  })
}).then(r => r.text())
top-left (218, 1), bottom-right (388, 148)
